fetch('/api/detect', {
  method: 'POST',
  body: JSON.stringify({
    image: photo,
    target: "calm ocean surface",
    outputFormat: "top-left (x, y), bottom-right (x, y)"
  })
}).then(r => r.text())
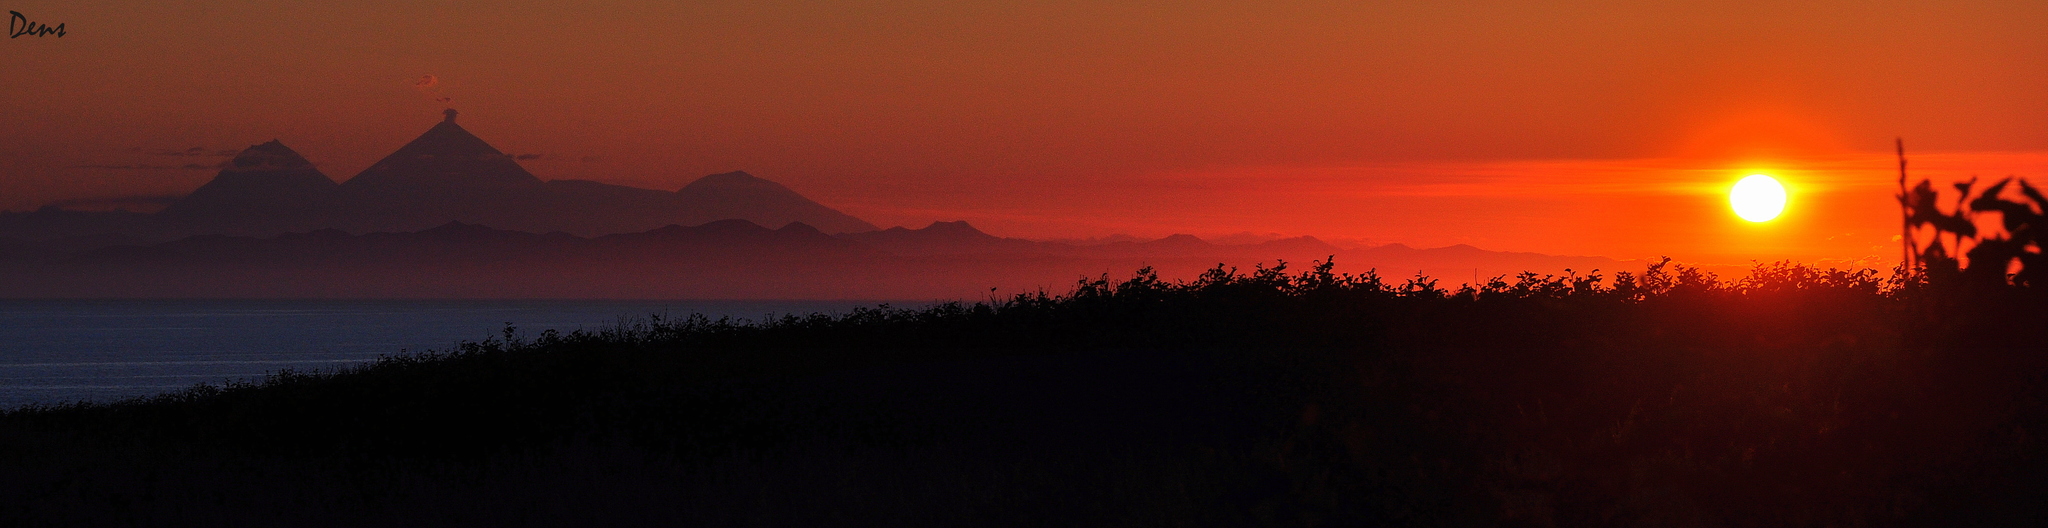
top-left (0, 299), bottom-right (917, 409)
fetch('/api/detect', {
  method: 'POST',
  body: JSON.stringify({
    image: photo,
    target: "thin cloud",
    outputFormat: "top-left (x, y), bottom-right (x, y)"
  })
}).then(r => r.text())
top-left (413, 75), bottom-right (452, 104)
top-left (1135, 151), bottom-right (2048, 202)
top-left (73, 163), bottom-right (218, 170)
top-left (138, 147), bottom-right (233, 157)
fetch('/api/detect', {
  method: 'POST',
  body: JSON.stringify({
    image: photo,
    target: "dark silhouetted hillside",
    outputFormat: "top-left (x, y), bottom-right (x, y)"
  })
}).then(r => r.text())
top-left (6, 261), bottom-right (2048, 526)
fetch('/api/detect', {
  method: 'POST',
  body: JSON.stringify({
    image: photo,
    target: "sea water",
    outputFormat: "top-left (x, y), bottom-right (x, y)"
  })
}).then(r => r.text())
top-left (0, 299), bottom-right (915, 409)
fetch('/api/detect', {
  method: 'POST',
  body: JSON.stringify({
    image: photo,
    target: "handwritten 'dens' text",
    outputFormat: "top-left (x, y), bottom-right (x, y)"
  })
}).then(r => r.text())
top-left (10, 11), bottom-right (64, 38)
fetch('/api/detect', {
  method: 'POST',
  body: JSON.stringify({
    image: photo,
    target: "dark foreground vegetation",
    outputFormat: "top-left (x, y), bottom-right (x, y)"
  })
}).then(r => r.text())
top-left (5, 258), bottom-right (2048, 526)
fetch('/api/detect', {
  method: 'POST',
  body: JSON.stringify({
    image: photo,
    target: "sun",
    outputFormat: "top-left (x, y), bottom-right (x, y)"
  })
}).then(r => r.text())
top-left (1730, 174), bottom-right (1786, 222)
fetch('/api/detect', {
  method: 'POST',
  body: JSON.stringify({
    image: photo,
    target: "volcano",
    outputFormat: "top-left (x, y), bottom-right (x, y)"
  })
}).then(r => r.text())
top-left (157, 140), bottom-right (339, 235)
top-left (674, 171), bottom-right (878, 234)
top-left (318, 109), bottom-right (554, 233)
top-left (342, 109), bottom-right (542, 191)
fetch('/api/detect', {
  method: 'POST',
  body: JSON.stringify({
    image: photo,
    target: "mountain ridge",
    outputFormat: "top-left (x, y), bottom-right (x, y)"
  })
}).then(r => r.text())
top-left (1, 113), bottom-right (879, 240)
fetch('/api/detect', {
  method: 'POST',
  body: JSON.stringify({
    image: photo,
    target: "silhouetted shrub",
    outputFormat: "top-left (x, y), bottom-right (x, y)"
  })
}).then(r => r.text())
top-left (1901, 171), bottom-right (2048, 287)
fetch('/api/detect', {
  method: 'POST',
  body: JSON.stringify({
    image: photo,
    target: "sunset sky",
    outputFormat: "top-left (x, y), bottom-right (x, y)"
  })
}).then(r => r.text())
top-left (5, 0), bottom-right (2046, 266)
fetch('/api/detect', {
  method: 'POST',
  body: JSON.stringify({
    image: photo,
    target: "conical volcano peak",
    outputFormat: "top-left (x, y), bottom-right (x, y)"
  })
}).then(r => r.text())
top-left (392, 121), bottom-right (509, 160)
top-left (223, 140), bottom-right (317, 173)
top-left (159, 139), bottom-right (337, 226)
top-left (675, 171), bottom-right (881, 233)
top-left (343, 112), bottom-right (541, 189)
top-left (682, 171), bottom-right (780, 191)
top-left (920, 220), bottom-right (989, 236)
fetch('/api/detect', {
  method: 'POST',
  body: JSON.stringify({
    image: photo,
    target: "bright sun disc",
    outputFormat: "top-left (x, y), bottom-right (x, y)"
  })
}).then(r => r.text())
top-left (1730, 174), bottom-right (1786, 222)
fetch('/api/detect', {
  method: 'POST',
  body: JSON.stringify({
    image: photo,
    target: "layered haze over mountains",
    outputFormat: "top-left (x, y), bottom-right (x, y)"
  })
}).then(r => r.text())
top-left (1, 112), bottom-right (1642, 299)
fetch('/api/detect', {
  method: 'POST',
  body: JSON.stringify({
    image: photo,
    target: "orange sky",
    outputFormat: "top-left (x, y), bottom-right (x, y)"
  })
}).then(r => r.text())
top-left (5, 0), bottom-right (2046, 266)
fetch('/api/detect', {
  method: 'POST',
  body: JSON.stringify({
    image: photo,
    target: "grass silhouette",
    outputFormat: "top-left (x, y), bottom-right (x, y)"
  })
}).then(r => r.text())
top-left (3, 258), bottom-right (2047, 526)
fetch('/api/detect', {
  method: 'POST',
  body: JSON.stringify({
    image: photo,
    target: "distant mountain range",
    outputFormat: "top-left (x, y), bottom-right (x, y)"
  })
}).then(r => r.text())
top-left (1, 110), bottom-right (877, 241)
top-left (0, 110), bottom-right (1650, 298)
